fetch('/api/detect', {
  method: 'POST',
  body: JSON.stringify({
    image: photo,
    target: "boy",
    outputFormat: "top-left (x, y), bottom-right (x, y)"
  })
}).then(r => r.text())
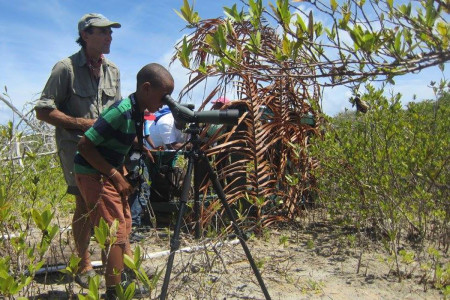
top-left (74, 63), bottom-right (174, 299)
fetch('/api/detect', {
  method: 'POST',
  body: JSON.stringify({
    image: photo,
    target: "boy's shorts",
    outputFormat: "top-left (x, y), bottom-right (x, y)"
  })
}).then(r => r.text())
top-left (75, 173), bottom-right (131, 244)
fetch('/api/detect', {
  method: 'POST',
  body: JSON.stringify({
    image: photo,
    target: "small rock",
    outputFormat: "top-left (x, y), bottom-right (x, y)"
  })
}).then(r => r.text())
top-left (365, 274), bottom-right (375, 284)
top-left (190, 265), bottom-right (200, 273)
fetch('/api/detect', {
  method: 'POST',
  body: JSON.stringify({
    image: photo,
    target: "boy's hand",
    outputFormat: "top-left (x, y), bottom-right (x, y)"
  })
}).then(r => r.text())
top-left (110, 171), bottom-right (134, 198)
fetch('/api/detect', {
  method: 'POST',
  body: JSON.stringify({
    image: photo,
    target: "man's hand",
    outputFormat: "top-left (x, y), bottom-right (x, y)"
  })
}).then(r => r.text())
top-left (76, 118), bottom-right (96, 132)
top-left (36, 107), bottom-right (95, 132)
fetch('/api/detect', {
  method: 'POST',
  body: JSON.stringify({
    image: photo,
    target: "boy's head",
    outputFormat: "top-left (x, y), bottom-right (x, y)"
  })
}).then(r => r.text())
top-left (136, 63), bottom-right (174, 113)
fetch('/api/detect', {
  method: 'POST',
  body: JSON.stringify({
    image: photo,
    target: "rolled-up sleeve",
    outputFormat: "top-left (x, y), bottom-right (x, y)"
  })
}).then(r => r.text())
top-left (35, 61), bottom-right (70, 110)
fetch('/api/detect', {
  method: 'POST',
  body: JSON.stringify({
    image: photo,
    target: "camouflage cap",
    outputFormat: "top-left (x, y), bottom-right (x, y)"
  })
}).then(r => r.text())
top-left (78, 13), bottom-right (121, 32)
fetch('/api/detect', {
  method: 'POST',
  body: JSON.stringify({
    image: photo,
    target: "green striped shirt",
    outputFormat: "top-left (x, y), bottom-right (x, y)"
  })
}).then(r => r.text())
top-left (74, 96), bottom-right (137, 174)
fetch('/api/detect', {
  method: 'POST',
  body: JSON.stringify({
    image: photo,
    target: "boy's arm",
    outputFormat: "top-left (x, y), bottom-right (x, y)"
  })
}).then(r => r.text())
top-left (78, 136), bottom-right (133, 198)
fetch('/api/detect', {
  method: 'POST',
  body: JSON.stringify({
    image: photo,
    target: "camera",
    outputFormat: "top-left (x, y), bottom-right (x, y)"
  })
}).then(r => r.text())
top-left (125, 169), bottom-right (140, 188)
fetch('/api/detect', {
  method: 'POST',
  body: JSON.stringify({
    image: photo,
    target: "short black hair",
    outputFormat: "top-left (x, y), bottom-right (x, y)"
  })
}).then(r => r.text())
top-left (136, 63), bottom-right (174, 89)
top-left (76, 26), bottom-right (94, 48)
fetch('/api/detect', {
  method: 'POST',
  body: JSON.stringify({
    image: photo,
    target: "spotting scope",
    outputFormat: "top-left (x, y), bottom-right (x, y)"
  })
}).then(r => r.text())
top-left (163, 95), bottom-right (240, 125)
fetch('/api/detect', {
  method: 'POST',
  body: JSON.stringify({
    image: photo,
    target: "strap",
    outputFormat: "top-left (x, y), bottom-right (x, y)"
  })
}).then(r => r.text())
top-left (130, 94), bottom-right (144, 150)
top-left (129, 93), bottom-right (144, 195)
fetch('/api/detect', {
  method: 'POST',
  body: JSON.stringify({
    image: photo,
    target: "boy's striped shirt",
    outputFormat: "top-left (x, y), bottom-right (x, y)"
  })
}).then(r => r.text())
top-left (74, 96), bottom-right (136, 174)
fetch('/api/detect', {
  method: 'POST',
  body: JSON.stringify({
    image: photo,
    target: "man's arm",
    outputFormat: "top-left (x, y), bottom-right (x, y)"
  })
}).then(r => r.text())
top-left (36, 60), bottom-right (95, 132)
top-left (165, 141), bottom-right (184, 150)
top-left (145, 135), bottom-right (158, 149)
top-left (36, 107), bottom-right (94, 132)
top-left (78, 136), bottom-right (133, 198)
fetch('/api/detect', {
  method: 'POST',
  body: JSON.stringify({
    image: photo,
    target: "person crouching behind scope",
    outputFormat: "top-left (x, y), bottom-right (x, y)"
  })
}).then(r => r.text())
top-left (73, 63), bottom-right (174, 299)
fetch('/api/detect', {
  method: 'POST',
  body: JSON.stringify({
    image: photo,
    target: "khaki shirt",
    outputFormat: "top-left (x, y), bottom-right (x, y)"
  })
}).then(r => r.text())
top-left (35, 49), bottom-right (121, 194)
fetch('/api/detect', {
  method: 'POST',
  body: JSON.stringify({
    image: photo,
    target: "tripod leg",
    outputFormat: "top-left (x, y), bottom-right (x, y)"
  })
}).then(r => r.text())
top-left (200, 154), bottom-right (272, 300)
top-left (160, 157), bottom-right (194, 300)
top-left (193, 159), bottom-right (201, 239)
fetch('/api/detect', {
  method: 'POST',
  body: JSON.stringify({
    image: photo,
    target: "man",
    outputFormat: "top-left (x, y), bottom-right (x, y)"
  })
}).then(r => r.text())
top-left (74, 63), bottom-right (174, 299)
top-left (34, 13), bottom-right (121, 288)
top-left (148, 106), bottom-right (186, 150)
top-left (145, 107), bottom-right (187, 226)
top-left (210, 96), bottom-right (230, 110)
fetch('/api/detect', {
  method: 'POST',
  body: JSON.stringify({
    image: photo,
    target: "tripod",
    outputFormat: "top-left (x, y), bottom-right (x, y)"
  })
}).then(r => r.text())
top-left (159, 122), bottom-right (271, 300)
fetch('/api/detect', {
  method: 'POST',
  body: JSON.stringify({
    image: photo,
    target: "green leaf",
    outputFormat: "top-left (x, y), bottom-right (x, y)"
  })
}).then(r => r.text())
top-left (330, 0), bottom-right (337, 12)
top-left (124, 254), bottom-right (136, 270)
top-left (394, 31), bottom-right (402, 53)
top-left (216, 24), bottom-right (227, 50)
top-left (93, 218), bottom-right (110, 248)
top-left (47, 224), bottom-right (59, 240)
top-left (325, 27), bottom-right (336, 40)
top-left (387, 0), bottom-right (393, 11)
top-left (224, 4), bottom-right (246, 22)
top-left (282, 35), bottom-right (292, 56)
top-left (339, 11), bottom-right (350, 29)
top-left (134, 245), bottom-right (141, 264)
top-left (198, 62), bottom-right (207, 74)
top-left (296, 15), bottom-right (306, 34)
top-left (32, 209), bottom-right (54, 232)
top-left (247, 31), bottom-right (261, 53)
top-left (31, 209), bottom-right (43, 230)
top-left (425, 0), bottom-right (437, 27)
top-left (88, 274), bottom-right (100, 297)
top-left (123, 281), bottom-right (136, 300)
top-left (248, 0), bottom-right (263, 28)
top-left (274, 0), bottom-right (291, 29)
top-left (178, 36), bottom-right (192, 68)
top-left (400, 3), bottom-right (412, 17)
top-left (436, 21), bottom-right (449, 48)
top-left (173, 0), bottom-right (200, 26)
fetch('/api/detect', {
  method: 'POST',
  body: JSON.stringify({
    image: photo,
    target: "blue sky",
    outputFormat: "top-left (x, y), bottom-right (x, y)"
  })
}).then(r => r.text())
top-left (0, 0), bottom-right (447, 125)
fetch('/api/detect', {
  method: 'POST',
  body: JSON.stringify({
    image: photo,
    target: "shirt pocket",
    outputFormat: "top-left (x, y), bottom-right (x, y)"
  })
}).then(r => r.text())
top-left (102, 86), bottom-right (117, 98)
top-left (73, 85), bottom-right (96, 99)
top-left (100, 78), bottom-right (120, 110)
top-left (102, 67), bottom-right (121, 101)
top-left (70, 84), bottom-right (97, 118)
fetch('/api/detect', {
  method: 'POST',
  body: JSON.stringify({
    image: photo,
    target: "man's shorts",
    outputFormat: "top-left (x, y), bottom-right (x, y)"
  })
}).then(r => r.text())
top-left (75, 173), bottom-right (131, 244)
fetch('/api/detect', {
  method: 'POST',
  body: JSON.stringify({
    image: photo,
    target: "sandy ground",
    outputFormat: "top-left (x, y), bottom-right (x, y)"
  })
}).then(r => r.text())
top-left (26, 220), bottom-right (445, 300)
